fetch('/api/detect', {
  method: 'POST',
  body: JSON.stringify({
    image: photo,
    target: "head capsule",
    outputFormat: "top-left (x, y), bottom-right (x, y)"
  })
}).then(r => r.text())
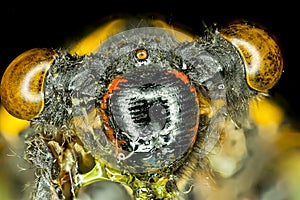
top-left (0, 48), bottom-right (57, 120)
top-left (221, 23), bottom-right (283, 91)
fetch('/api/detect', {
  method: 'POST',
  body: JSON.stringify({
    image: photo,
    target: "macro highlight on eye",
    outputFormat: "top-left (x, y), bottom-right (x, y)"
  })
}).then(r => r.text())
top-left (220, 24), bottom-right (283, 91)
top-left (0, 15), bottom-right (297, 200)
top-left (0, 48), bottom-right (57, 120)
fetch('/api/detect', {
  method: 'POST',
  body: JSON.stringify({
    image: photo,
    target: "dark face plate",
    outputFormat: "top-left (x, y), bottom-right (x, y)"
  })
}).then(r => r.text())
top-left (101, 66), bottom-right (199, 173)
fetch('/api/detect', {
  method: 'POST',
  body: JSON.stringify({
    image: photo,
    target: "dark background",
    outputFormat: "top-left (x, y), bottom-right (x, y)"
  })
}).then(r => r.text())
top-left (0, 1), bottom-right (298, 122)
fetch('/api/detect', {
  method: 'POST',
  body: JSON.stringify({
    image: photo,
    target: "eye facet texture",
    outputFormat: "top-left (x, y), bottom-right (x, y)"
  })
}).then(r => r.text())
top-left (0, 48), bottom-right (57, 120)
top-left (221, 23), bottom-right (283, 91)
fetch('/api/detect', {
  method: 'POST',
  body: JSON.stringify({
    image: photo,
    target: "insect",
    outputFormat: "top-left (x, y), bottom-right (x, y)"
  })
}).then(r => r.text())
top-left (0, 16), bottom-right (293, 200)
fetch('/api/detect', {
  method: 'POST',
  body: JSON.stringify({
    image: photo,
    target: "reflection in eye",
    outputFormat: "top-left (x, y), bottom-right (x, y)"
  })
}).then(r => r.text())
top-left (221, 23), bottom-right (283, 91)
top-left (0, 48), bottom-right (57, 120)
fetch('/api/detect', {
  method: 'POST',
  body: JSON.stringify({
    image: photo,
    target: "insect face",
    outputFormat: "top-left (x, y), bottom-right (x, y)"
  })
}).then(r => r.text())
top-left (0, 18), bottom-right (283, 199)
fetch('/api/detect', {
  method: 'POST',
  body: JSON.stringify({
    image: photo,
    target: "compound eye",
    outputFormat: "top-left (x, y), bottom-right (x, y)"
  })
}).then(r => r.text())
top-left (221, 23), bottom-right (283, 91)
top-left (0, 48), bottom-right (57, 120)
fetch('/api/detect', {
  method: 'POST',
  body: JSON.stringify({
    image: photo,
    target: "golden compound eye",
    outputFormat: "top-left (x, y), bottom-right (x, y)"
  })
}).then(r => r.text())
top-left (221, 23), bottom-right (283, 91)
top-left (135, 49), bottom-right (148, 61)
top-left (0, 48), bottom-right (57, 120)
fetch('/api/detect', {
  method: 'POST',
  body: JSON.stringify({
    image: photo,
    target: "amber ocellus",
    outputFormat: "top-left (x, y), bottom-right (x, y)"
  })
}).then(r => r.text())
top-left (0, 48), bottom-right (57, 120)
top-left (221, 23), bottom-right (283, 92)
